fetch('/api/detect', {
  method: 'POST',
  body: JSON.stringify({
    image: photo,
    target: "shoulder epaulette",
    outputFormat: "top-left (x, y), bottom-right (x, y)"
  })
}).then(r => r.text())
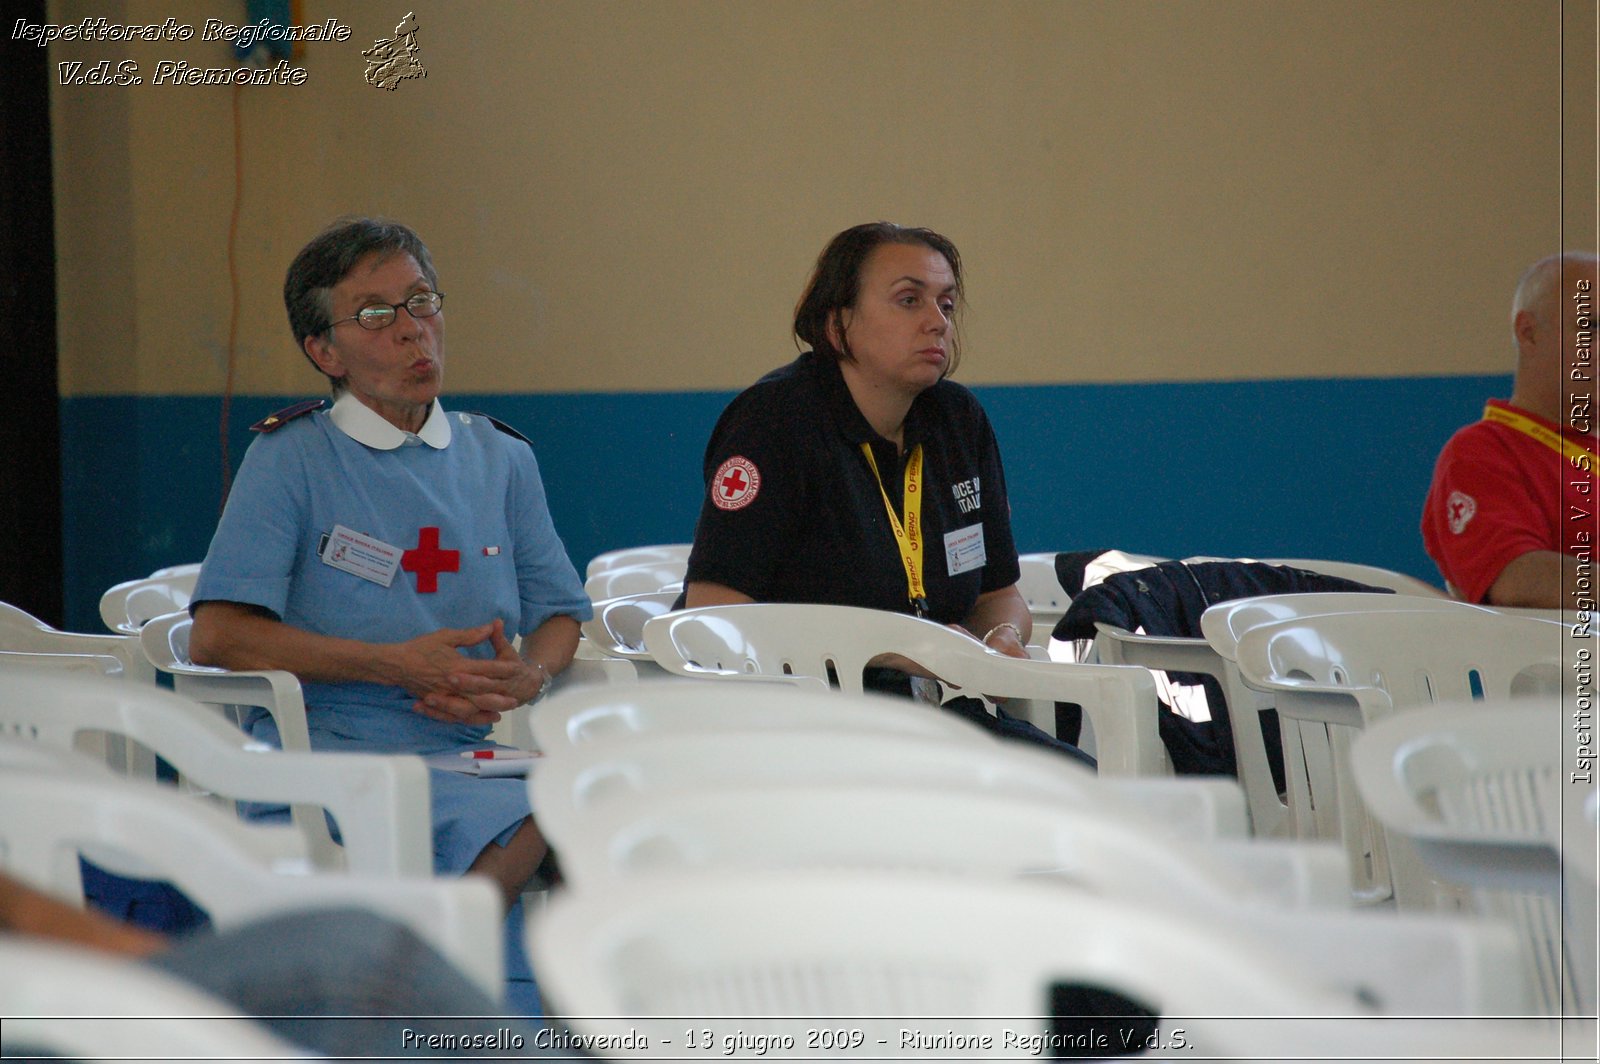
top-left (462, 411), bottom-right (532, 446)
top-left (251, 399), bottom-right (326, 433)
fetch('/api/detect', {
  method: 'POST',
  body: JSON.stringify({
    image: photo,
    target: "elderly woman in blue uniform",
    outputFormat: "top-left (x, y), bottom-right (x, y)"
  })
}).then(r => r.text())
top-left (684, 222), bottom-right (1086, 762)
top-left (188, 218), bottom-right (591, 1013)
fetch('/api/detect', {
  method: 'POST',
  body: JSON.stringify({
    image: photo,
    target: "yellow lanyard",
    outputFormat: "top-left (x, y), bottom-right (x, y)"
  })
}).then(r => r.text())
top-left (1483, 404), bottom-right (1597, 469)
top-left (860, 442), bottom-right (928, 615)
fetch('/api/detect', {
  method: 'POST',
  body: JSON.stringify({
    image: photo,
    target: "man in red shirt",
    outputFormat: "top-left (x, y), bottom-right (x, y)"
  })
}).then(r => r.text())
top-left (1422, 252), bottom-right (1598, 608)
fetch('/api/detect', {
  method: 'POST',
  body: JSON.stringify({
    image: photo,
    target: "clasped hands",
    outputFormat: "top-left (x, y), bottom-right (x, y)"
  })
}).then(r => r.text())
top-left (398, 618), bottom-right (545, 726)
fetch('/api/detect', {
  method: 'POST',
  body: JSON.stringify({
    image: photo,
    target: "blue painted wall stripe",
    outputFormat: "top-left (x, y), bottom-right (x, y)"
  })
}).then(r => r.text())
top-left (59, 375), bottom-right (1508, 631)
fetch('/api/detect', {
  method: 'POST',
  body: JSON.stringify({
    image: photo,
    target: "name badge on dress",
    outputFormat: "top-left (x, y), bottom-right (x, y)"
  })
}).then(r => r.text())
top-left (944, 523), bottom-right (986, 577)
top-left (319, 524), bottom-right (402, 587)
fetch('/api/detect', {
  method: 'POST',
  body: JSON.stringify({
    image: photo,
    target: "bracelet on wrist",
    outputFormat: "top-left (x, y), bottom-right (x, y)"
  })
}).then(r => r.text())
top-left (982, 622), bottom-right (1023, 648)
top-left (530, 662), bottom-right (552, 703)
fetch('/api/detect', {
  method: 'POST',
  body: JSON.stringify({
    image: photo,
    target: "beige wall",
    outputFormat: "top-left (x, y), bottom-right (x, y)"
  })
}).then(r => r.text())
top-left (49, 0), bottom-right (1595, 397)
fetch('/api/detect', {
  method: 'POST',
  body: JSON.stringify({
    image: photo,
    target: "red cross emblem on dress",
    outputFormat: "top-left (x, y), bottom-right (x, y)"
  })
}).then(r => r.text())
top-left (711, 455), bottom-right (761, 512)
top-left (402, 526), bottom-right (460, 592)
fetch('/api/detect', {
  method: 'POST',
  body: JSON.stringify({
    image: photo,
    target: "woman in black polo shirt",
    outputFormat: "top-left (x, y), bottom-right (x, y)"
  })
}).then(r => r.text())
top-left (682, 222), bottom-right (1088, 763)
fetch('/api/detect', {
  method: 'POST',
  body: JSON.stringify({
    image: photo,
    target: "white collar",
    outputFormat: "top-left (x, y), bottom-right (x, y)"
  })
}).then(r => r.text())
top-left (329, 393), bottom-right (453, 450)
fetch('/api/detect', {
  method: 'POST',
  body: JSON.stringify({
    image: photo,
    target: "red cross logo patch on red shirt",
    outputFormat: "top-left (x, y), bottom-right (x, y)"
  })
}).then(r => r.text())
top-left (402, 526), bottom-right (460, 592)
top-left (711, 455), bottom-right (761, 511)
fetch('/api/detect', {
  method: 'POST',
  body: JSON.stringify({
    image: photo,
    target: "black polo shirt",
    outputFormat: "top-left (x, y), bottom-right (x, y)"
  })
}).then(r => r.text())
top-left (685, 351), bottom-right (1021, 625)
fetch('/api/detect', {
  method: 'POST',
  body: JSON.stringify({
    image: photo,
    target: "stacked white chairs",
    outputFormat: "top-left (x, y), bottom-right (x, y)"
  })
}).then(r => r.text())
top-left (583, 562), bottom-right (686, 603)
top-left (576, 590), bottom-right (680, 681)
top-left (640, 603), bottom-right (1166, 775)
top-left (529, 869), bottom-right (1528, 1056)
top-left (529, 682), bottom-right (1250, 843)
top-left (1353, 700), bottom-right (1596, 1016)
top-left (524, 681), bottom-right (1545, 1049)
top-left (98, 569), bottom-right (199, 635)
top-left (0, 939), bottom-right (304, 1062)
top-left (0, 599), bottom-right (159, 777)
top-left (0, 741), bottom-right (503, 999)
top-left (585, 543), bottom-right (691, 580)
top-left (555, 779), bottom-right (1350, 909)
top-left (1231, 607), bottom-right (1568, 907)
top-left (0, 665), bottom-right (431, 876)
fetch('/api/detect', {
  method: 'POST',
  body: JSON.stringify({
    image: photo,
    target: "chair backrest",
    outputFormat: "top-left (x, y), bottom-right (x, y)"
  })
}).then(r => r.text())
top-left (0, 939), bottom-right (302, 1060)
top-left (580, 591), bottom-right (681, 660)
top-left (640, 603), bottom-right (1166, 775)
top-left (530, 724), bottom-right (1257, 861)
top-left (0, 745), bottom-right (501, 999)
top-left (1015, 552), bottom-right (1070, 635)
top-left (558, 776), bottom-right (1348, 910)
top-left (532, 678), bottom-right (990, 753)
top-left (1234, 609), bottom-right (1567, 716)
top-left (586, 543), bottom-right (692, 580)
top-left (98, 572), bottom-right (198, 635)
top-left (0, 600), bottom-right (155, 684)
top-left (0, 665), bottom-right (432, 876)
top-left (1199, 592), bottom-right (1482, 662)
top-left (1257, 558), bottom-right (1446, 598)
top-left (529, 869), bottom-right (1523, 1040)
top-left (584, 563), bottom-right (687, 602)
top-left (1352, 699), bottom-right (1592, 1015)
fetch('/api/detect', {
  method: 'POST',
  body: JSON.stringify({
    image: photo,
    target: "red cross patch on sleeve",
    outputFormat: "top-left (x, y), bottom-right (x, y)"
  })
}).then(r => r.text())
top-left (711, 456), bottom-right (761, 511)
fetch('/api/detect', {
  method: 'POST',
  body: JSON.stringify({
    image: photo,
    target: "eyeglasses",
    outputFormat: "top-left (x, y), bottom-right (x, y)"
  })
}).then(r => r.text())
top-left (328, 291), bottom-right (445, 331)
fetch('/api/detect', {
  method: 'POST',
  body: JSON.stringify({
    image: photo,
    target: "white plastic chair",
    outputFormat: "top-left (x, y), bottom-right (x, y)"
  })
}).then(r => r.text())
top-left (0, 600), bottom-right (155, 685)
top-left (529, 681), bottom-right (1250, 840)
top-left (98, 571), bottom-right (198, 635)
top-left (1232, 609), bottom-right (1567, 906)
top-left (1015, 552), bottom-right (1071, 636)
top-left (531, 677), bottom-right (993, 753)
top-left (585, 543), bottom-right (691, 580)
top-left (0, 664), bottom-right (432, 876)
top-left (139, 608), bottom-right (321, 752)
top-left (1353, 700), bottom-right (1594, 1015)
top-left (1090, 593), bottom-right (1465, 838)
top-left (531, 720), bottom-right (1251, 860)
top-left (583, 562), bottom-right (686, 602)
top-left (577, 590), bottom-right (680, 681)
top-left (640, 603), bottom-right (1166, 775)
top-left (559, 777), bottom-right (1349, 909)
top-left (529, 869), bottom-right (1526, 1051)
top-left (0, 745), bottom-right (503, 1000)
top-left (0, 939), bottom-right (303, 1062)
top-left (0, 600), bottom-right (162, 778)
top-left (1195, 592), bottom-right (1493, 838)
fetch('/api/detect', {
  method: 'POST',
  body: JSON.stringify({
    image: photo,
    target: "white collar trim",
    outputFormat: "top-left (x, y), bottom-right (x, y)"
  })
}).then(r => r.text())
top-left (329, 393), bottom-right (453, 450)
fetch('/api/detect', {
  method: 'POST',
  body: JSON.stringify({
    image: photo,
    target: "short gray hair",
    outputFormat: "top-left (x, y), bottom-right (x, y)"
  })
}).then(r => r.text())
top-left (283, 218), bottom-right (439, 381)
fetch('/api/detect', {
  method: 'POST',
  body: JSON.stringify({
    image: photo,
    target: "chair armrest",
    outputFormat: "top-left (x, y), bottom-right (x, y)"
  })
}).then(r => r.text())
top-left (168, 668), bottom-right (313, 751)
top-left (936, 650), bottom-right (1166, 776)
top-left (144, 721), bottom-right (434, 878)
top-left (1093, 622), bottom-right (1229, 680)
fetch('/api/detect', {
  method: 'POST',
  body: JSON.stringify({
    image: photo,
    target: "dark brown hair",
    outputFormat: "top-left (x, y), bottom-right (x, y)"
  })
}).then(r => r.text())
top-left (793, 222), bottom-right (963, 376)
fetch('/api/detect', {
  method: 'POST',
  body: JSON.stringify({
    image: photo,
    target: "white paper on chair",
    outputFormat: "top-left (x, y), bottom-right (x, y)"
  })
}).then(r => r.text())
top-left (425, 750), bottom-right (541, 778)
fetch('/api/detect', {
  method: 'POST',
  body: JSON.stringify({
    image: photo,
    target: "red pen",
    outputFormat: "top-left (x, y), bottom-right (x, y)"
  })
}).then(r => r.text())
top-left (460, 749), bottom-right (538, 760)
